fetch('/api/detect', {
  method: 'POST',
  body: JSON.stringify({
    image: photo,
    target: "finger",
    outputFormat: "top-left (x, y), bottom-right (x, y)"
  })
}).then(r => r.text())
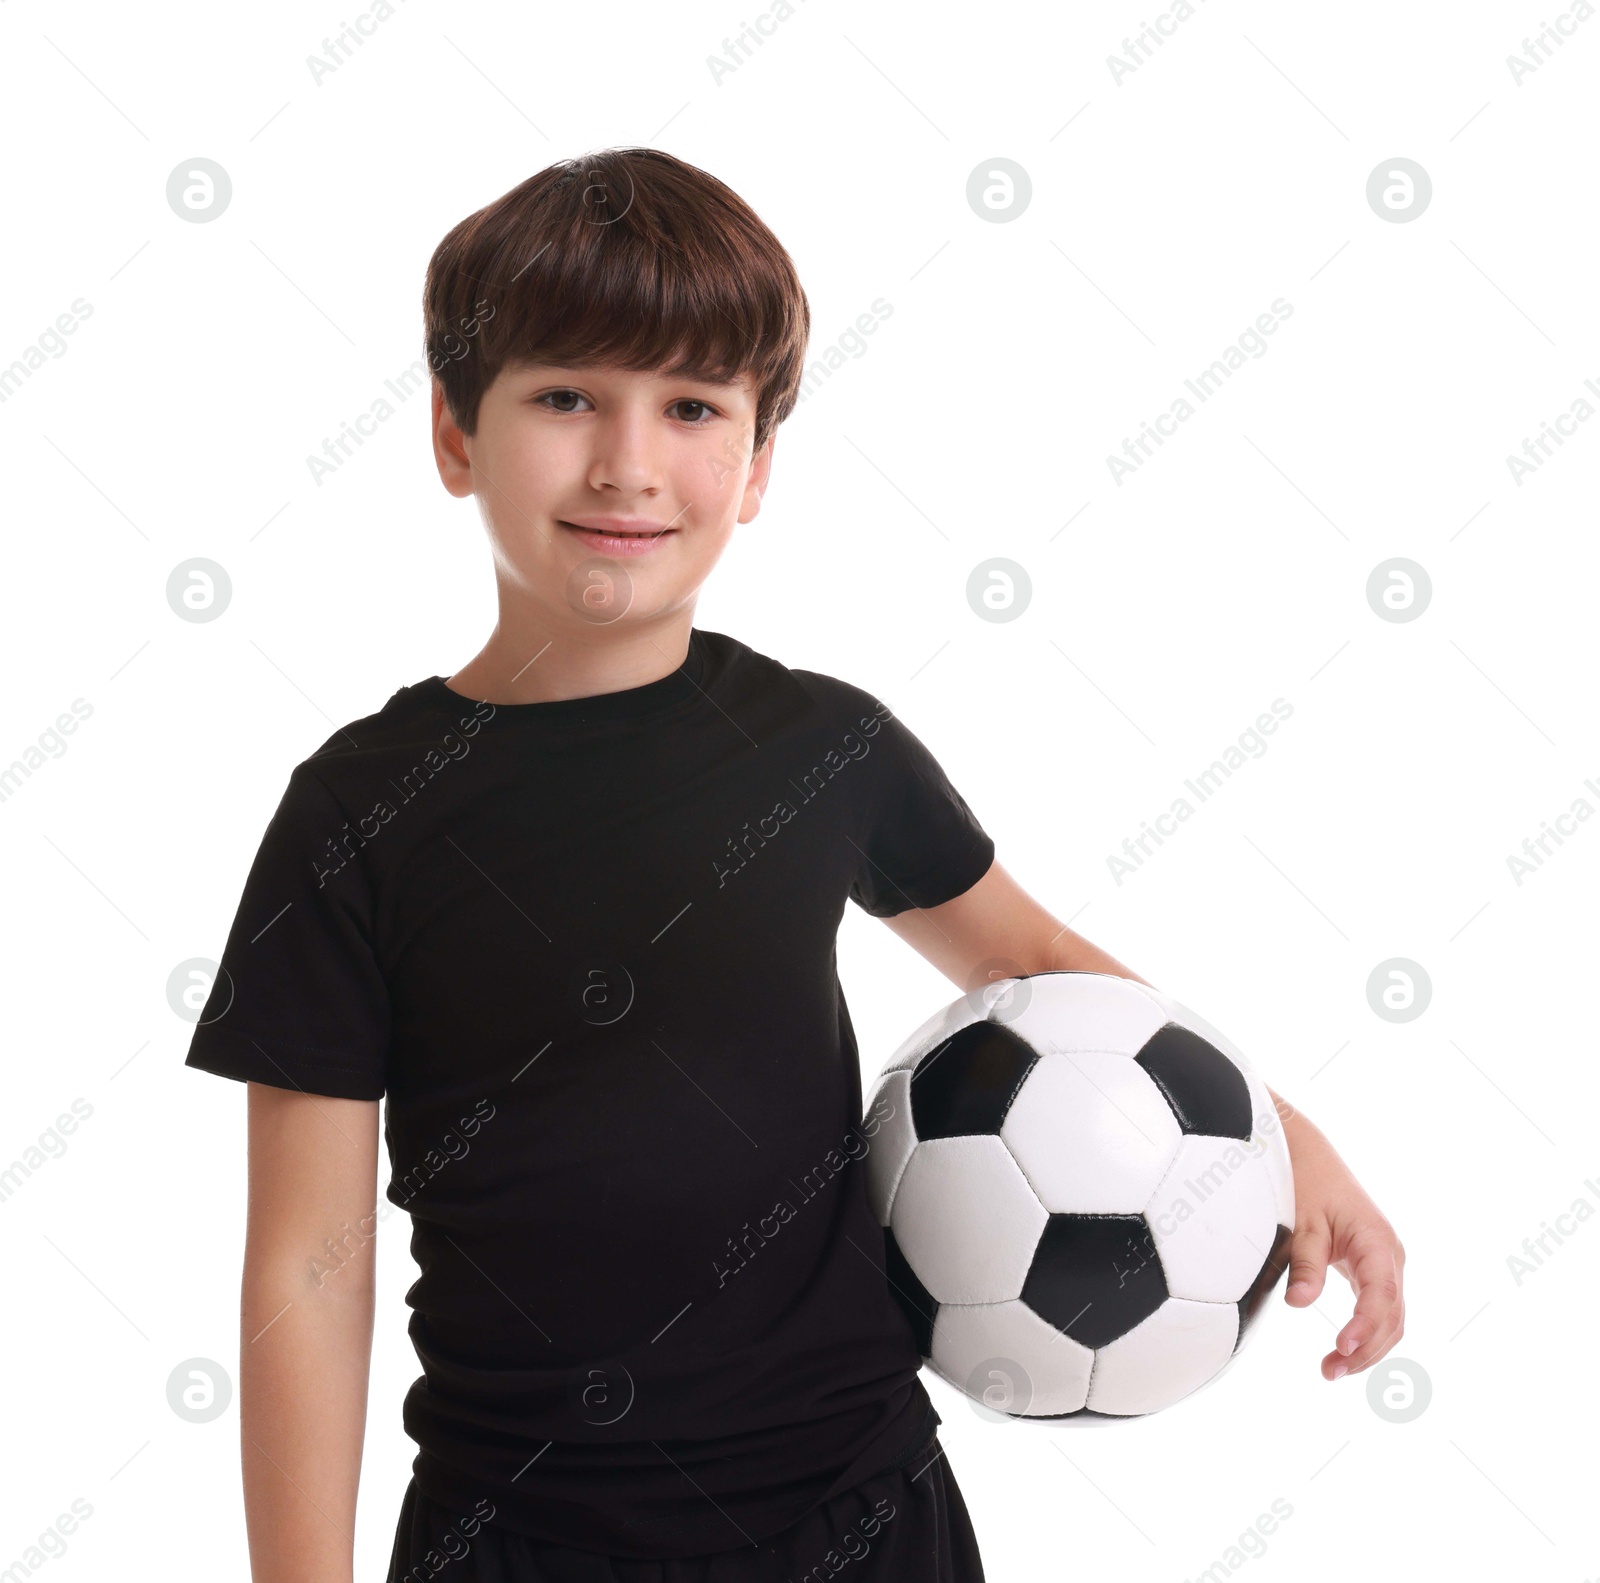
top-left (1367, 1297), bottom-right (1406, 1367)
top-left (1347, 1276), bottom-right (1406, 1372)
top-left (1324, 1299), bottom-right (1404, 1378)
top-left (1328, 1233), bottom-right (1402, 1373)
top-left (1284, 1218), bottom-right (1332, 1305)
top-left (1360, 1304), bottom-right (1405, 1371)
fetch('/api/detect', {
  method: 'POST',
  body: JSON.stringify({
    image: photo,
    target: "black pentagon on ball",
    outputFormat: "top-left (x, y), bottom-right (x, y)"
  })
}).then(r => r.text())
top-left (909, 1021), bottom-right (1040, 1140)
top-left (1021, 1213), bottom-right (1168, 1350)
top-left (1233, 1221), bottom-right (1295, 1354)
top-left (882, 1224), bottom-right (938, 1358)
top-left (1134, 1022), bottom-right (1253, 1141)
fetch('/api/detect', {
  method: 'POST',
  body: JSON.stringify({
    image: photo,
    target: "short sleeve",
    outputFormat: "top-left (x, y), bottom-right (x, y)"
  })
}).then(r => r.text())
top-left (183, 766), bottom-right (390, 1100)
top-left (848, 698), bottom-right (995, 918)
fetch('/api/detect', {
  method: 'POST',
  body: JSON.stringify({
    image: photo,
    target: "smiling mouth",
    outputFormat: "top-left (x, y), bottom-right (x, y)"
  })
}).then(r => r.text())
top-left (558, 523), bottom-right (672, 537)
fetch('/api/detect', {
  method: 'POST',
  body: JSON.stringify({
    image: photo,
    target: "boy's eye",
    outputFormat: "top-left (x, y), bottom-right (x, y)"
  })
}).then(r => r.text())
top-left (531, 390), bottom-right (719, 424)
top-left (534, 389), bottom-right (590, 414)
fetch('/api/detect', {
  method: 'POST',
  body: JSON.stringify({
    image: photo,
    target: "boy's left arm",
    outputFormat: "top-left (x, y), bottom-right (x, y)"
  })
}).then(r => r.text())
top-left (879, 860), bottom-right (1406, 1382)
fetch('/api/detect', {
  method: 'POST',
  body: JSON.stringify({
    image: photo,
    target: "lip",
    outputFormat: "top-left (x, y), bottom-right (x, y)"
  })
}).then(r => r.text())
top-left (558, 517), bottom-right (678, 558)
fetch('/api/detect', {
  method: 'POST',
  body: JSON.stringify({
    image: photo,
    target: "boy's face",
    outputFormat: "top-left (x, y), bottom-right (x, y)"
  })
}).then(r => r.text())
top-left (431, 359), bottom-right (773, 627)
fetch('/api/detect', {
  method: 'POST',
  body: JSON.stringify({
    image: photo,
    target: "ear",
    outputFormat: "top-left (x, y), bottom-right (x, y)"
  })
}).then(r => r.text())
top-left (432, 381), bottom-right (475, 499)
top-left (738, 431), bottom-right (776, 525)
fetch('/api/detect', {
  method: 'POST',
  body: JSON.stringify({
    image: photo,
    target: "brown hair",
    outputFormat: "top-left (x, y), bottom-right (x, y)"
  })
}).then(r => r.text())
top-left (423, 148), bottom-right (810, 456)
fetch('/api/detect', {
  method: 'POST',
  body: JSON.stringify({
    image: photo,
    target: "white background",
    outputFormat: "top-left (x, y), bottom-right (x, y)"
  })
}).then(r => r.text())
top-left (1, 0), bottom-right (1594, 1578)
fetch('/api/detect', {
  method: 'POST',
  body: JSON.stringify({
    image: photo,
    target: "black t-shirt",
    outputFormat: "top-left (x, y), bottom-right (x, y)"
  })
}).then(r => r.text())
top-left (183, 626), bottom-right (996, 1559)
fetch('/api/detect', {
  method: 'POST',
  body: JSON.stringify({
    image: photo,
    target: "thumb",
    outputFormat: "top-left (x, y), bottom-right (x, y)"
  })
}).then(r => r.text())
top-left (1285, 1219), bottom-right (1331, 1305)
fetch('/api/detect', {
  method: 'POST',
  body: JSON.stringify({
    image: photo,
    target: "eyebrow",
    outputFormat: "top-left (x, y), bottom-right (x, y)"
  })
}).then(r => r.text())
top-left (510, 362), bottom-right (748, 389)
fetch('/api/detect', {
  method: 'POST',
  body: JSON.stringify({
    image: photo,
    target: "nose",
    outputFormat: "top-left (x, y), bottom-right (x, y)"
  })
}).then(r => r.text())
top-left (585, 403), bottom-right (665, 498)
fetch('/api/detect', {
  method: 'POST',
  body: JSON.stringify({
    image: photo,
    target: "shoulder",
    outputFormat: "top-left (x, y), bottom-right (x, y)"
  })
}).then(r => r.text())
top-left (276, 677), bottom-right (477, 811)
top-left (706, 628), bottom-right (892, 732)
top-left (296, 672), bottom-right (480, 777)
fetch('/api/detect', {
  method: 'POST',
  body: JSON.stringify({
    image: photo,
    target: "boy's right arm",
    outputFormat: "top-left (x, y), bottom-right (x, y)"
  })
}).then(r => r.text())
top-left (241, 1082), bottom-right (380, 1583)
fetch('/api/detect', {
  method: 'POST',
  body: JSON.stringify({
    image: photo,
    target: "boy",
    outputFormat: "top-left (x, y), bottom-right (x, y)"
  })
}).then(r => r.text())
top-left (185, 148), bottom-right (1406, 1582)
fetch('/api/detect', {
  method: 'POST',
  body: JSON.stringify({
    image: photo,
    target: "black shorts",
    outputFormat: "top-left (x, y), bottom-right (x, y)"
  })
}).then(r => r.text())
top-left (385, 1431), bottom-right (986, 1583)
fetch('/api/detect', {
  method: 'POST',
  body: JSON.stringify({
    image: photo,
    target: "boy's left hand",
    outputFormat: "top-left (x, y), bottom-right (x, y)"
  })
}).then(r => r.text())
top-left (1278, 1114), bottom-right (1406, 1380)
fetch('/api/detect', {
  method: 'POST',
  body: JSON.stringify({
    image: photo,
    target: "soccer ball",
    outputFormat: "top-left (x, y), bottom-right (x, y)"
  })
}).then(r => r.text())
top-left (864, 971), bottom-right (1294, 1422)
